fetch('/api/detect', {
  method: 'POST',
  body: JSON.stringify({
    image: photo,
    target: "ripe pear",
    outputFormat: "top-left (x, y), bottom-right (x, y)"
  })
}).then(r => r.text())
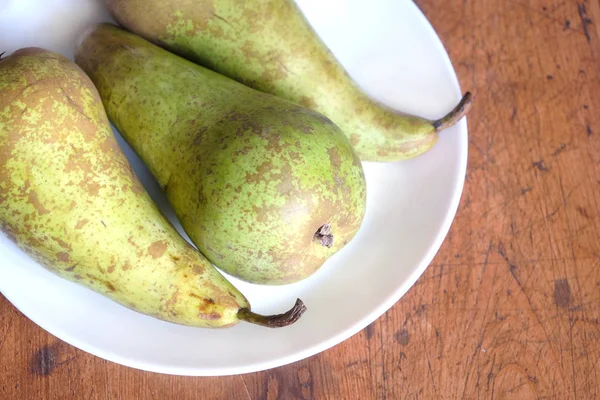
top-left (105, 0), bottom-right (472, 162)
top-left (76, 24), bottom-right (366, 285)
top-left (0, 48), bottom-right (305, 327)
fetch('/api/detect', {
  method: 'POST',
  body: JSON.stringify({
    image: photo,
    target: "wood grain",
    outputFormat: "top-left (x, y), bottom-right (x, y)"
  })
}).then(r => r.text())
top-left (2, 0), bottom-right (600, 398)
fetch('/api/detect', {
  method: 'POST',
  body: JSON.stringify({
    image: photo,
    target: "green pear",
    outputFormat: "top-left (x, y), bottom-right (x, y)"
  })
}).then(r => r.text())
top-left (75, 24), bottom-right (366, 285)
top-left (105, 0), bottom-right (472, 162)
top-left (0, 48), bottom-right (305, 327)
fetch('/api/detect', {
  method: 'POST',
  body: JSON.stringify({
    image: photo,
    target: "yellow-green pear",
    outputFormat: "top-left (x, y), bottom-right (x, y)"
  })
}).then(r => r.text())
top-left (106, 0), bottom-right (472, 162)
top-left (76, 24), bottom-right (366, 285)
top-left (0, 48), bottom-right (305, 328)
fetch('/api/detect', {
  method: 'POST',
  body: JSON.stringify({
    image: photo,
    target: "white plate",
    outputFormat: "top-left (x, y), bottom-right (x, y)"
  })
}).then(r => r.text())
top-left (0, 0), bottom-right (467, 376)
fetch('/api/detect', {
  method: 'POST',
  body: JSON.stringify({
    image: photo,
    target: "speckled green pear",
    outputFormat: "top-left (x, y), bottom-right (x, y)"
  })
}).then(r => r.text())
top-left (105, 0), bottom-right (472, 162)
top-left (75, 24), bottom-right (366, 285)
top-left (0, 48), bottom-right (305, 328)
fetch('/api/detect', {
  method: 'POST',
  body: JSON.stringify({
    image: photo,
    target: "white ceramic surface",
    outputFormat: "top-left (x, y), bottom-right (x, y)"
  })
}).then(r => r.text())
top-left (0, 0), bottom-right (468, 375)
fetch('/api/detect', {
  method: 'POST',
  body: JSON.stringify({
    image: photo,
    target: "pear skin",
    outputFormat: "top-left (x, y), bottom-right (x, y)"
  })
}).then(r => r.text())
top-left (0, 48), bottom-right (304, 327)
top-left (106, 0), bottom-right (472, 162)
top-left (76, 25), bottom-right (367, 285)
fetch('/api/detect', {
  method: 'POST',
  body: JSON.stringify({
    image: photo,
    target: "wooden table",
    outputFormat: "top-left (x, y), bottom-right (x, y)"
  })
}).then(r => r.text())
top-left (2, 0), bottom-right (600, 398)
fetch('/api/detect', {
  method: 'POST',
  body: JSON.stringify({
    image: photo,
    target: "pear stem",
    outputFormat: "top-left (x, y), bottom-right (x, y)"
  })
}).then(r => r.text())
top-left (237, 298), bottom-right (307, 328)
top-left (432, 92), bottom-right (472, 131)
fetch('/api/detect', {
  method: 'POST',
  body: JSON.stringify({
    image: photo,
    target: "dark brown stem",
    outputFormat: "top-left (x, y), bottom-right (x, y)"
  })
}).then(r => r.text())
top-left (432, 92), bottom-right (472, 131)
top-left (237, 298), bottom-right (306, 328)
top-left (314, 224), bottom-right (334, 248)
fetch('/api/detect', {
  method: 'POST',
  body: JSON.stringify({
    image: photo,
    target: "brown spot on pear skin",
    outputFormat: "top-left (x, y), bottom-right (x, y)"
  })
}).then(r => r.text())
top-left (299, 96), bottom-right (316, 109)
top-left (27, 236), bottom-right (42, 248)
top-left (28, 191), bottom-right (50, 215)
top-left (166, 289), bottom-right (179, 309)
top-left (107, 265), bottom-right (115, 273)
top-left (104, 281), bottom-right (116, 292)
top-left (99, 135), bottom-right (122, 155)
top-left (328, 147), bottom-right (342, 168)
top-left (56, 252), bottom-right (70, 262)
top-left (289, 151), bottom-right (301, 161)
top-left (122, 262), bottom-right (131, 271)
top-left (276, 178), bottom-right (294, 195)
top-left (86, 182), bottom-right (101, 196)
top-left (75, 219), bottom-right (89, 229)
top-left (127, 236), bottom-right (140, 249)
top-left (350, 134), bottom-right (360, 146)
top-left (52, 237), bottom-right (72, 250)
top-left (245, 160), bottom-right (274, 183)
top-left (130, 182), bottom-right (145, 194)
top-left (192, 264), bottom-right (205, 276)
top-left (64, 155), bottom-right (92, 174)
top-left (198, 312), bottom-right (222, 320)
top-left (1, 223), bottom-right (18, 243)
top-left (148, 240), bottom-right (168, 258)
top-left (377, 148), bottom-right (389, 157)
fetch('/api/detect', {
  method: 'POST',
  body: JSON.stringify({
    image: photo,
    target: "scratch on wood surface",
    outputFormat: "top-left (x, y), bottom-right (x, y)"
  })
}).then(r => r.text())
top-left (427, 358), bottom-right (438, 396)
top-left (532, 159), bottom-right (551, 172)
top-left (522, 186), bottom-right (533, 194)
top-left (377, 315), bottom-right (387, 400)
top-left (578, 3), bottom-right (593, 42)
top-left (509, 0), bottom-right (581, 34)
top-left (240, 376), bottom-right (252, 400)
top-left (552, 143), bottom-right (568, 156)
top-left (570, 316), bottom-right (579, 399)
top-left (497, 241), bottom-right (564, 377)
top-left (487, 353), bottom-right (496, 390)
